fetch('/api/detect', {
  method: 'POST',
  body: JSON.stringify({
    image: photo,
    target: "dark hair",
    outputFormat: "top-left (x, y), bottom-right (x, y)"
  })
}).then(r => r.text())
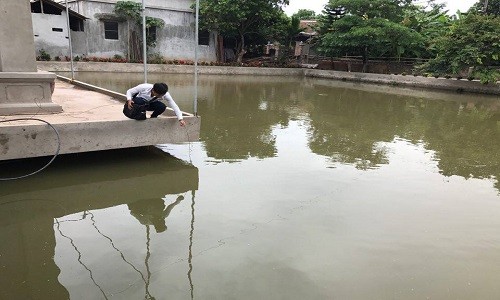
top-left (153, 83), bottom-right (168, 95)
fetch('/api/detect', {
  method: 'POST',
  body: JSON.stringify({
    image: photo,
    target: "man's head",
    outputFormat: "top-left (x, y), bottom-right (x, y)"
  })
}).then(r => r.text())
top-left (152, 83), bottom-right (168, 97)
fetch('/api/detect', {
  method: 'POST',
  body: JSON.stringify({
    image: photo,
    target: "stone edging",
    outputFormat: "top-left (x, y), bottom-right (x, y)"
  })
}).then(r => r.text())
top-left (38, 61), bottom-right (500, 96)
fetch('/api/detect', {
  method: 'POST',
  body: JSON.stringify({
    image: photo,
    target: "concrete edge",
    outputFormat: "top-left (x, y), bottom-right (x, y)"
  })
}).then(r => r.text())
top-left (0, 117), bottom-right (201, 160)
top-left (304, 70), bottom-right (500, 96)
top-left (0, 71), bottom-right (56, 80)
top-left (39, 62), bottom-right (500, 96)
top-left (56, 74), bottom-right (194, 117)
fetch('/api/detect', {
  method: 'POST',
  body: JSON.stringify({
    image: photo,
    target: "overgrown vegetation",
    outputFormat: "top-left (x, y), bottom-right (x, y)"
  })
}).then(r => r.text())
top-left (197, 0), bottom-right (289, 63)
top-left (420, 4), bottom-right (500, 83)
top-left (314, 0), bottom-right (499, 83)
top-left (37, 49), bottom-right (51, 61)
top-left (113, 0), bottom-right (165, 61)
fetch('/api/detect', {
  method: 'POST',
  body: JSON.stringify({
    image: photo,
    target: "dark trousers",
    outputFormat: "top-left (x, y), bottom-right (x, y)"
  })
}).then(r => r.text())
top-left (133, 97), bottom-right (166, 118)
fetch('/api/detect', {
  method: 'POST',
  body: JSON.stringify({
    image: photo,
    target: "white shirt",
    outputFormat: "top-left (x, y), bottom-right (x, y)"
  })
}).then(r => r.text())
top-left (126, 83), bottom-right (183, 120)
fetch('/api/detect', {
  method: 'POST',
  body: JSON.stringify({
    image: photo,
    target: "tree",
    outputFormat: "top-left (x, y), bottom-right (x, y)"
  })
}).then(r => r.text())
top-left (469, 0), bottom-right (500, 15)
top-left (292, 9), bottom-right (317, 20)
top-left (422, 12), bottom-right (500, 83)
top-left (402, 0), bottom-right (452, 58)
top-left (198, 0), bottom-right (289, 63)
top-left (318, 0), bottom-right (424, 71)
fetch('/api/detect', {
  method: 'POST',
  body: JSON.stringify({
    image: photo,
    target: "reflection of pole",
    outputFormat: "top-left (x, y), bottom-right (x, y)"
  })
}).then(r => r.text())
top-left (145, 225), bottom-right (152, 299)
top-left (55, 218), bottom-right (109, 299)
top-left (188, 190), bottom-right (196, 299)
top-left (65, 0), bottom-right (75, 80)
top-left (88, 212), bottom-right (153, 299)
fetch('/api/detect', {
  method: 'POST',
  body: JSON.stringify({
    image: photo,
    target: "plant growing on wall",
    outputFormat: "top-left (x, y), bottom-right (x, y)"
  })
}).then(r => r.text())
top-left (114, 1), bottom-right (165, 61)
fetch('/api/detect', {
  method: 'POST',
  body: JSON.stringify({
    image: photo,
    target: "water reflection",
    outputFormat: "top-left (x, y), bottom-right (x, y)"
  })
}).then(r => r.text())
top-left (60, 73), bottom-right (499, 190)
top-left (129, 195), bottom-right (185, 233)
top-left (0, 148), bottom-right (199, 300)
top-left (2, 72), bottom-right (500, 298)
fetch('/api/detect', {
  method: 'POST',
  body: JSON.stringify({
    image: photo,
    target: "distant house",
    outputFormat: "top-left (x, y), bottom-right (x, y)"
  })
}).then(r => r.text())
top-left (295, 20), bottom-right (318, 59)
top-left (31, 0), bottom-right (216, 62)
top-left (30, 0), bottom-right (88, 58)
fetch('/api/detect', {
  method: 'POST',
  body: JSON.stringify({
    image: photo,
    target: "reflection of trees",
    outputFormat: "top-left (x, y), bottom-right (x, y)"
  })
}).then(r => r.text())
top-left (199, 80), bottom-right (294, 160)
top-left (415, 101), bottom-right (500, 189)
top-left (307, 87), bottom-right (499, 190)
top-left (307, 87), bottom-right (415, 169)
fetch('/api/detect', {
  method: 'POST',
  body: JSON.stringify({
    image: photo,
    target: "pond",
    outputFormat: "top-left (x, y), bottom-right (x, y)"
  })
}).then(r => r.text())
top-left (1, 72), bottom-right (499, 299)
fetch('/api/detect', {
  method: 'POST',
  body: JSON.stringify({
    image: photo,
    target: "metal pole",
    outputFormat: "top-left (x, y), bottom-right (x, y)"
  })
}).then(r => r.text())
top-left (65, 0), bottom-right (75, 80)
top-left (194, 0), bottom-right (199, 116)
top-left (484, 0), bottom-right (489, 13)
top-left (142, 0), bottom-right (147, 83)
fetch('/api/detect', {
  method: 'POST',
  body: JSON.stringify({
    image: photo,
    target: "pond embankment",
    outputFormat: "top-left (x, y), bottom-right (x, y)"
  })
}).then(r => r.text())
top-left (37, 62), bottom-right (500, 96)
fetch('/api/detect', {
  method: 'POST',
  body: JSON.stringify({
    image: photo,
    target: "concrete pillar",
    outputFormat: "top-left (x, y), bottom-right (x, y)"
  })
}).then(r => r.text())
top-left (0, 0), bottom-right (62, 115)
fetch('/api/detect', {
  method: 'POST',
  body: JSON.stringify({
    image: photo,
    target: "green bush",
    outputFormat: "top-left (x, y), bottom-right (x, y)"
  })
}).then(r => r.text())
top-left (37, 49), bottom-right (51, 61)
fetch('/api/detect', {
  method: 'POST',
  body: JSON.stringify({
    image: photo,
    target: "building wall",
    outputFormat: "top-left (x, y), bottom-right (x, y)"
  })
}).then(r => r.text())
top-left (65, 0), bottom-right (216, 61)
top-left (147, 8), bottom-right (216, 61)
top-left (71, 1), bottom-right (128, 57)
top-left (32, 12), bottom-right (71, 58)
top-left (121, 0), bottom-right (193, 11)
top-left (71, 31), bottom-right (88, 57)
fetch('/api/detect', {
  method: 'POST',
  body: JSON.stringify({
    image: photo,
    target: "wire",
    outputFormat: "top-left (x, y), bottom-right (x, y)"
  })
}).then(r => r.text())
top-left (0, 118), bottom-right (60, 181)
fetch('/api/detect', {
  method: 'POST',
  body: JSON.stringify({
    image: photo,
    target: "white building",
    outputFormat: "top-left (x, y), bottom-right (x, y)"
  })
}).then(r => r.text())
top-left (30, 0), bottom-right (217, 62)
top-left (30, 0), bottom-right (87, 58)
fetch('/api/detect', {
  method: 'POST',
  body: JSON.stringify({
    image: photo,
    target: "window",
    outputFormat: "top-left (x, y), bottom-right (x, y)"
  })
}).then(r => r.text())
top-left (70, 18), bottom-right (85, 32)
top-left (104, 21), bottom-right (118, 40)
top-left (147, 26), bottom-right (157, 43)
top-left (198, 30), bottom-right (210, 46)
top-left (52, 28), bottom-right (63, 32)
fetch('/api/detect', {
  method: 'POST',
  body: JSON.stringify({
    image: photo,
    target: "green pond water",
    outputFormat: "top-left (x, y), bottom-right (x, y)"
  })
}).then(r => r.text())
top-left (1, 72), bottom-right (499, 299)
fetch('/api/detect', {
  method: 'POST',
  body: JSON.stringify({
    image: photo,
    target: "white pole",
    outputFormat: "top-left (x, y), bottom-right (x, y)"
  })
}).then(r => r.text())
top-left (142, 0), bottom-right (147, 83)
top-left (194, 0), bottom-right (199, 116)
top-left (65, 0), bottom-right (75, 80)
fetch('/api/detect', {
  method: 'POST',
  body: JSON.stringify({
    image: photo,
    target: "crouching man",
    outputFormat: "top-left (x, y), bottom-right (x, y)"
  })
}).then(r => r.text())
top-left (125, 82), bottom-right (186, 126)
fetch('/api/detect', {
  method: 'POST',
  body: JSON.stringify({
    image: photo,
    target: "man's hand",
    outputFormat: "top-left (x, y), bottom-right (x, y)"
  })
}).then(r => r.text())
top-left (179, 119), bottom-right (186, 127)
top-left (127, 100), bottom-right (134, 109)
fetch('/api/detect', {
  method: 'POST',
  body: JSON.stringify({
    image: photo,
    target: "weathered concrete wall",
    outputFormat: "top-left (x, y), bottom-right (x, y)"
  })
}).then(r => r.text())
top-left (124, 0), bottom-right (193, 12)
top-left (66, 0), bottom-right (216, 61)
top-left (147, 9), bottom-right (216, 62)
top-left (71, 31), bottom-right (88, 56)
top-left (72, 1), bottom-right (128, 58)
top-left (32, 12), bottom-right (71, 58)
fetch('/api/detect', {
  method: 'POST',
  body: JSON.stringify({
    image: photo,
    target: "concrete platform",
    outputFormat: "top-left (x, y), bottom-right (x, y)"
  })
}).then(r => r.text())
top-left (0, 78), bottom-right (200, 161)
